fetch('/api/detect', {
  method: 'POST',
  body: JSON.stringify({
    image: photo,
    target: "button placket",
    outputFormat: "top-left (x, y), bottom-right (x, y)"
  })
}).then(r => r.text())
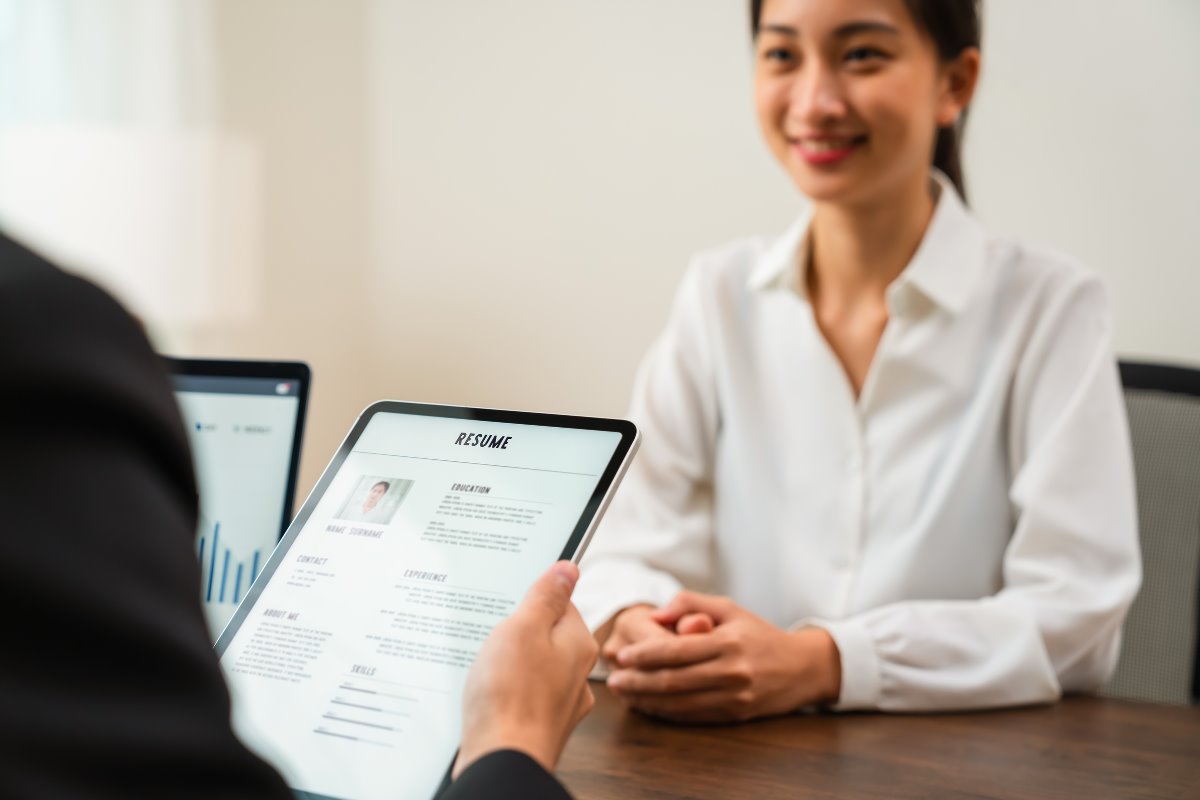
top-left (833, 413), bottom-right (866, 615)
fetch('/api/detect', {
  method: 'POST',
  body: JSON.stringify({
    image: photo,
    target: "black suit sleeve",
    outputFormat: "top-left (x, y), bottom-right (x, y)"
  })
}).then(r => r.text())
top-left (0, 235), bottom-right (291, 799)
top-left (439, 751), bottom-right (573, 800)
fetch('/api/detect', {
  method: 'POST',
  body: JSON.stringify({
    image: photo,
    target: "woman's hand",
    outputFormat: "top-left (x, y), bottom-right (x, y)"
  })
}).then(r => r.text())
top-left (599, 605), bottom-right (716, 668)
top-left (605, 591), bottom-right (842, 723)
top-left (598, 605), bottom-right (666, 666)
top-left (455, 562), bottom-right (598, 778)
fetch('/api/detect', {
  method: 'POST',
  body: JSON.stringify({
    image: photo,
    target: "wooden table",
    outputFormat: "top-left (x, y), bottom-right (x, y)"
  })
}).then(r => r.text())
top-left (557, 685), bottom-right (1200, 799)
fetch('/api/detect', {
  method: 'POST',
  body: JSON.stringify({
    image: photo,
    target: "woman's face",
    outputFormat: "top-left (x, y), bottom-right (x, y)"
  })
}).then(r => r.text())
top-left (365, 483), bottom-right (387, 510)
top-left (753, 0), bottom-right (971, 207)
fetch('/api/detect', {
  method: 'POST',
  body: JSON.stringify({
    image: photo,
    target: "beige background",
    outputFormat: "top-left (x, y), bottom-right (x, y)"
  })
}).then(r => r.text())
top-left (2, 0), bottom-right (1198, 504)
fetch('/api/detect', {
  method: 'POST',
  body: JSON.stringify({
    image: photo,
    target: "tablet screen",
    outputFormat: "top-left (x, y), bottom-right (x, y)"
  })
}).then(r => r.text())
top-left (217, 405), bottom-right (634, 800)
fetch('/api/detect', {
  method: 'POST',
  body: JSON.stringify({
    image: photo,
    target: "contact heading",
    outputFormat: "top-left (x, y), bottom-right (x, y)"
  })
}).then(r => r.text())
top-left (454, 432), bottom-right (512, 450)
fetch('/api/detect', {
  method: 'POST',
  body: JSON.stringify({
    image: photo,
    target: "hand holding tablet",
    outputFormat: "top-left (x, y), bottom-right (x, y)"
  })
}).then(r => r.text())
top-left (456, 561), bottom-right (597, 778)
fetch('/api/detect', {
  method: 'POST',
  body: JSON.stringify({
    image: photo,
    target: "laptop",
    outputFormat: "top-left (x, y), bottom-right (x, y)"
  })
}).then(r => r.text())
top-left (166, 357), bottom-right (311, 638)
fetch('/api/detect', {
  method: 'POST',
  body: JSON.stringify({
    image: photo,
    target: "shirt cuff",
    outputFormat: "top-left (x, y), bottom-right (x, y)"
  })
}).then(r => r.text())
top-left (798, 616), bottom-right (882, 711)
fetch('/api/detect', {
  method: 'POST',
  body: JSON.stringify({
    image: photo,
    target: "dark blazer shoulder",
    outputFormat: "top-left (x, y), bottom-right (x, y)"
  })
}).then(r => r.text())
top-left (0, 234), bottom-right (195, 505)
top-left (0, 232), bottom-right (290, 799)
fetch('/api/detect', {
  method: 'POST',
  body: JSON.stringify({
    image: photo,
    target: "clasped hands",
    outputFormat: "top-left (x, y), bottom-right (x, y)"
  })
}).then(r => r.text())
top-left (602, 592), bottom-right (842, 723)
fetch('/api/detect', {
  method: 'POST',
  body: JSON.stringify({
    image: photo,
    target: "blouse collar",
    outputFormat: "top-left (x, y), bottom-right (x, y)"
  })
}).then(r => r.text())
top-left (747, 170), bottom-right (988, 316)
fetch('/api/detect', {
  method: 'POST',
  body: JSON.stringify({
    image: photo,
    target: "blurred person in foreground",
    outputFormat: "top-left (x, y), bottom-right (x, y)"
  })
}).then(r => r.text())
top-left (0, 232), bottom-right (591, 799)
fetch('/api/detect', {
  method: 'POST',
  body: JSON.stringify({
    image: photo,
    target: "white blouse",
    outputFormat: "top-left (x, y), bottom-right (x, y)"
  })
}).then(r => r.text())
top-left (575, 174), bottom-right (1142, 711)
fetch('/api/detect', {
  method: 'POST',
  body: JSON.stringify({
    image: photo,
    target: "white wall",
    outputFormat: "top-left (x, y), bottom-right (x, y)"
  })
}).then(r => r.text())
top-left (189, 0), bottom-right (374, 498)
top-left (364, 0), bottom-right (795, 419)
top-left (5, 1), bottom-right (1197, 501)
top-left (968, 0), bottom-right (1200, 363)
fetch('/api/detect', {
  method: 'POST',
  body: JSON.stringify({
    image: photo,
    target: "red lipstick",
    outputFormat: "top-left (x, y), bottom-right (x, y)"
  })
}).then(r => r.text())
top-left (793, 135), bottom-right (865, 166)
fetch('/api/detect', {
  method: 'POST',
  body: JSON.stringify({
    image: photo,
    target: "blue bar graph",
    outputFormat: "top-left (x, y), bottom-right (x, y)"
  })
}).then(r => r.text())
top-left (206, 522), bottom-right (220, 602)
top-left (220, 550), bottom-right (231, 602)
top-left (197, 519), bottom-right (263, 607)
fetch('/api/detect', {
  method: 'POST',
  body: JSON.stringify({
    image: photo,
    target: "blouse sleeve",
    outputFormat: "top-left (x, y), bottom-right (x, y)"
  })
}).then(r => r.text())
top-left (574, 260), bottom-right (722, 633)
top-left (813, 275), bottom-right (1143, 711)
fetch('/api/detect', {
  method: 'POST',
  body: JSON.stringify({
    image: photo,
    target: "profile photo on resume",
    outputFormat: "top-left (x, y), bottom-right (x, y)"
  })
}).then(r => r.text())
top-left (336, 475), bottom-right (414, 525)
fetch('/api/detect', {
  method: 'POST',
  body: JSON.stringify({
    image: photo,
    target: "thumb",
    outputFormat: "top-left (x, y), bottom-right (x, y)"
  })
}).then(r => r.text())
top-left (518, 561), bottom-right (579, 626)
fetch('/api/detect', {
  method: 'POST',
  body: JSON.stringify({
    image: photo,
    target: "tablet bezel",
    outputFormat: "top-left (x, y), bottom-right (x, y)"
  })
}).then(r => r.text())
top-left (165, 356), bottom-right (312, 539)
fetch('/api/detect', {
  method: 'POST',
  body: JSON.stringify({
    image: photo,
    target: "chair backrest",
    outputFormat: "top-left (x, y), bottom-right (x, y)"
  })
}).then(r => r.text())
top-left (1102, 361), bottom-right (1200, 705)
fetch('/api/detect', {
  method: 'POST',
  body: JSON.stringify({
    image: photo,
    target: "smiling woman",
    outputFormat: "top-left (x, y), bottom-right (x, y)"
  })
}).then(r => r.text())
top-left (574, 0), bottom-right (1141, 722)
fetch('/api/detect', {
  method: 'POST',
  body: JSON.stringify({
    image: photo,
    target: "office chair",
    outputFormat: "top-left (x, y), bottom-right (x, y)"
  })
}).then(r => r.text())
top-left (1101, 361), bottom-right (1200, 705)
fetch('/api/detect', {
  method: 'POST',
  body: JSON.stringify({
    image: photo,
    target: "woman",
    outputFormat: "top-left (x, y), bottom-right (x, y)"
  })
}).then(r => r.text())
top-left (574, 0), bottom-right (1140, 720)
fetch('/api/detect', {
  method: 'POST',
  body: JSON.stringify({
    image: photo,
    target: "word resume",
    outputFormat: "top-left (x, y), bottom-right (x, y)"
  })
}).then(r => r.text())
top-left (219, 410), bottom-right (624, 800)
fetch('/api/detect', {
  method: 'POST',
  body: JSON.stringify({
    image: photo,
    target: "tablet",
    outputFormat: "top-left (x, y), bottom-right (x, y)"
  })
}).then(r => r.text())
top-left (215, 401), bottom-right (639, 800)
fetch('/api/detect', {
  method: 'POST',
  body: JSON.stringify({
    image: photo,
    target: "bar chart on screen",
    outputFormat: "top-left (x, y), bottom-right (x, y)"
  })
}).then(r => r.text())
top-left (198, 514), bottom-right (266, 635)
top-left (173, 383), bottom-right (300, 639)
top-left (199, 519), bottom-right (264, 604)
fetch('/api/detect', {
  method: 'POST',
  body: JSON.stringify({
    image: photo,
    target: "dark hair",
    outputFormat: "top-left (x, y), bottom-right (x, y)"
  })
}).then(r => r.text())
top-left (372, 481), bottom-right (390, 491)
top-left (749, 0), bottom-right (981, 199)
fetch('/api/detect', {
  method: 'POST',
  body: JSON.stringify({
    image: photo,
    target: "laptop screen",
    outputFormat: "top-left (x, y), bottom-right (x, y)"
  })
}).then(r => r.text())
top-left (170, 367), bottom-right (308, 637)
